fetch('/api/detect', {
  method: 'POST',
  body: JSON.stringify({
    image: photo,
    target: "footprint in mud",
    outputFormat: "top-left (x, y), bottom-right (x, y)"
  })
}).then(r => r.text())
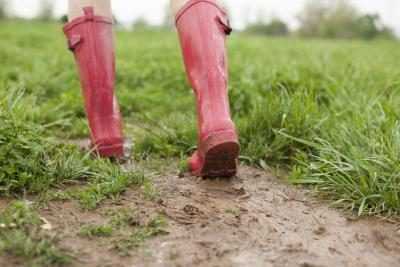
top-left (183, 204), bottom-right (203, 216)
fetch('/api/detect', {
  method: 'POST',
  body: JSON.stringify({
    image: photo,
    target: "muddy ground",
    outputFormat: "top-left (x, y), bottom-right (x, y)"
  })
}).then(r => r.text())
top-left (2, 164), bottom-right (400, 267)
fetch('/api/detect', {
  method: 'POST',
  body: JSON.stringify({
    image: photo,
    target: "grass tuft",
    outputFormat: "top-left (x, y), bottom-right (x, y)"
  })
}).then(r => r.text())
top-left (0, 201), bottom-right (71, 266)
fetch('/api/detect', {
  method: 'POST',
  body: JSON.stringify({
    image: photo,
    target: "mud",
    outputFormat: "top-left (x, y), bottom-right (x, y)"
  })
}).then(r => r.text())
top-left (2, 165), bottom-right (400, 267)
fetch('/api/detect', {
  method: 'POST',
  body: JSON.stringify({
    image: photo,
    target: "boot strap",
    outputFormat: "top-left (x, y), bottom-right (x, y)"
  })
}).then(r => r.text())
top-left (63, 7), bottom-right (113, 31)
top-left (67, 35), bottom-right (82, 51)
top-left (63, 7), bottom-right (113, 52)
top-left (175, 0), bottom-right (232, 35)
top-left (216, 14), bottom-right (232, 35)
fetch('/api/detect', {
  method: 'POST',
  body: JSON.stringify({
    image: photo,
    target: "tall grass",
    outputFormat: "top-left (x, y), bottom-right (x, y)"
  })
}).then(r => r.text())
top-left (0, 89), bottom-right (144, 207)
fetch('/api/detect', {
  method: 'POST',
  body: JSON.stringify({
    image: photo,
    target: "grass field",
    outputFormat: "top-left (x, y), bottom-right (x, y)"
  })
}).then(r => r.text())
top-left (1, 19), bottom-right (400, 265)
top-left (1, 20), bottom-right (400, 213)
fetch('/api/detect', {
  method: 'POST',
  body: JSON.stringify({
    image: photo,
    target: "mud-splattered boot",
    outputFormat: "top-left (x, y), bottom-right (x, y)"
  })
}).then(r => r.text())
top-left (175, 0), bottom-right (240, 177)
top-left (63, 7), bottom-right (127, 158)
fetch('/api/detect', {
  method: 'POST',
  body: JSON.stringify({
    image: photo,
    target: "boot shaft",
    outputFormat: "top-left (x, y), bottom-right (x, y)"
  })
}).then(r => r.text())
top-left (175, 0), bottom-right (234, 138)
top-left (63, 7), bottom-right (124, 156)
top-left (64, 7), bottom-right (117, 118)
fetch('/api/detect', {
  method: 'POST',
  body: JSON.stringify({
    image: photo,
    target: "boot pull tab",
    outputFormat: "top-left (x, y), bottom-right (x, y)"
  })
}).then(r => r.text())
top-left (68, 35), bottom-right (83, 51)
top-left (216, 15), bottom-right (232, 35)
top-left (83, 6), bottom-right (95, 21)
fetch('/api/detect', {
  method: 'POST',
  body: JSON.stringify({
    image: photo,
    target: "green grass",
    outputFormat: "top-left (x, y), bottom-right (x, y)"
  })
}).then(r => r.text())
top-left (112, 214), bottom-right (168, 256)
top-left (79, 224), bottom-right (114, 238)
top-left (0, 88), bottom-right (145, 209)
top-left (1, 20), bottom-right (400, 217)
top-left (0, 201), bottom-right (71, 266)
top-left (79, 208), bottom-right (167, 256)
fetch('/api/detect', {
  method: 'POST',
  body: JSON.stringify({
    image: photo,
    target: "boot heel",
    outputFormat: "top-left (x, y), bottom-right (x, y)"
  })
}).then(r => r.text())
top-left (94, 143), bottom-right (123, 158)
top-left (200, 131), bottom-right (240, 177)
top-left (92, 138), bottom-right (128, 158)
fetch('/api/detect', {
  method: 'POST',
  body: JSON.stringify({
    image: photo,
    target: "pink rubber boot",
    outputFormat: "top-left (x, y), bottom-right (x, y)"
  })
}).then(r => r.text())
top-left (64, 7), bottom-right (125, 158)
top-left (175, 0), bottom-right (240, 177)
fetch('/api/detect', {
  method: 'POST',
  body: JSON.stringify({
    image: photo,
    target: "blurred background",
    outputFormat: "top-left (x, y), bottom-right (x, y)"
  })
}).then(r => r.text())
top-left (0, 0), bottom-right (399, 40)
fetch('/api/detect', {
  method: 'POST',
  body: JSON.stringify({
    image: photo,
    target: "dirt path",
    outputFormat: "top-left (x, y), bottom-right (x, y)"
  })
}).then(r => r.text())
top-left (126, 166), bottom-right (400, 267)
top-left (4, 165), bottom-right (400, 267)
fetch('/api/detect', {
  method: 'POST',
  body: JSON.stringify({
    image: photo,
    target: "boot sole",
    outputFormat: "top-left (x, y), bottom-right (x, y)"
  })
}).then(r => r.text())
top-left (197, 131), bottom-right (240, 178)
